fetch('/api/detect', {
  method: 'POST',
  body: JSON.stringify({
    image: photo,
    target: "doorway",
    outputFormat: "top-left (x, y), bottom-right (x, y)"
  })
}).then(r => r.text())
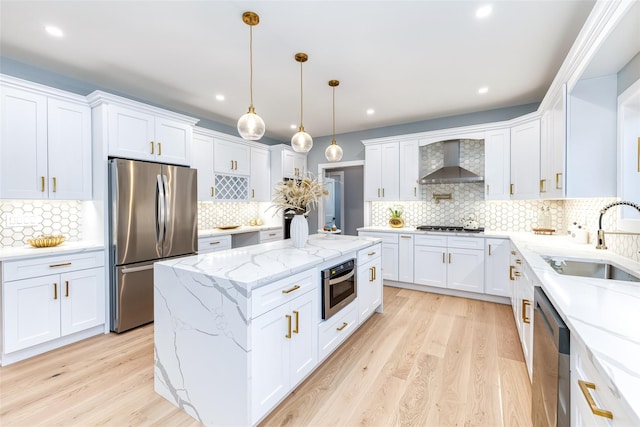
top-left (323, 171), bottom-right (344, 231)
top-left (316, 160), bottom-right (365, 236)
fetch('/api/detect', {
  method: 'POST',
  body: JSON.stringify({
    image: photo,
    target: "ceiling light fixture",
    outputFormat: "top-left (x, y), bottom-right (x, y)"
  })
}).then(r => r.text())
top-left (478, 86), bottom-right (489, 94)
top-left (237, 11), bottom-right (265, 141)
top-left (325, 80), bottom-right (343, 162)
top-left (216, 94), bottom-right (225, 101)
top-left (476, 5), bottom-right (492, 19)
top-left (366, 109), bottom-right (375, 115)
top-left (45, 25), bottom-right (64, 37)
top-left (291, 52), bottom-right (312, 153)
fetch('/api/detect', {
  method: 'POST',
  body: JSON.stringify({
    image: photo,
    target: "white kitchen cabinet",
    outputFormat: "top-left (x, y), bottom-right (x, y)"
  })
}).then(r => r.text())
top-left (398, 234), bottom-right (415, 283)
top-left (364, 143), bottom-right (399, 201)
top-left (214, 138), bottom-right (250, 176)
top-left (0, 78), bottom-right (92, 200)
top-left (250, 147), bottom-right (270, 202)
top-left (2, 251), bottom-right (105, 358)
top-left (251, 283), bottom-right (317, 423)
top-left (192, 130), bottom-right (215, 200)
top-left (510, 118), bottom-right (541, 200)
top-left (484, 128), bottom-right (511, 200)
top-left (539, 85), bottom-right (566, 199)
top-left (414, 235), bottom-right (484, 293)
top-left (484, 238), bottom-right (511, 297)
top-left (259, 229), bottom-right (284, 243)
top-left (197, 235), bottom-right (232, 254)
top-left (357, 231), bottom-right (398, 281)
top-left (357, 244), bottom-right (382, 323)
top-left (283, 149), bottom-right (306, 179)
top-left (510, 244), bottom-right (534, 380)
top-left (399, 140), bottom-right (420, 200)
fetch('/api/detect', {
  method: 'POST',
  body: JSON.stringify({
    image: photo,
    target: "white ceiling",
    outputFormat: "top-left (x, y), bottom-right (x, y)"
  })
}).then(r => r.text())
top-left (0, 1), bottom-right (596, 141)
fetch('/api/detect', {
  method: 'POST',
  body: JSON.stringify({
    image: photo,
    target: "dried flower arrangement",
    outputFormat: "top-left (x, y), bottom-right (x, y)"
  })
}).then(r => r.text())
top-left (271, 176), bottom-right (329, 216)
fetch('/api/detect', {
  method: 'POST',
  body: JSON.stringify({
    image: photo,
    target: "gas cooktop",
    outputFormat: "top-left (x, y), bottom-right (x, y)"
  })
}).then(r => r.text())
top-left (416, 225), bottom-right (484, 233)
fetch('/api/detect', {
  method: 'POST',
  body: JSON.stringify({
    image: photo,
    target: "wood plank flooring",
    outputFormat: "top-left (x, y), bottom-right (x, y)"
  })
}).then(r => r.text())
top-left (0, 287), bottom-right (532, 426)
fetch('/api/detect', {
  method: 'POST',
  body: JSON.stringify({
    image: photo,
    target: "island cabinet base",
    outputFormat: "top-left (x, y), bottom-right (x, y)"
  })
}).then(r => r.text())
top-left (153, 236), bottom-right (384, 426)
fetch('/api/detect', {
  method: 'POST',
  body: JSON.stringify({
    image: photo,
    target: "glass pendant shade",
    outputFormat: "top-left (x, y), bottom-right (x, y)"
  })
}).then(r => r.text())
top-left (237, 107), bottom-right (265, 140)
top-left (291, 126), bottom-right (313, 153)
top-left (325, 139), bottom-right (343, 162)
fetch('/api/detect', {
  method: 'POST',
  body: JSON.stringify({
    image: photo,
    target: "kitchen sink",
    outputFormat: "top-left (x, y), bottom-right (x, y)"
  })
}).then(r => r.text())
top-left (542, 257), bottom-right (640, 283)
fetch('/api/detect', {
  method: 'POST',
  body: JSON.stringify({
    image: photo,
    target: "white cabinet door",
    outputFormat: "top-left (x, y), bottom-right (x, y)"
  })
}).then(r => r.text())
top-left (155, 117), bottom-right (192, 166)
top-left (399, 140), bottom-right (420, 200)
top-left (414, 245), bottom-right (447, 288)
top-left (250, 147), bottom-right (271, 202)
top-left (60, 267), bottom-right (105, 336)
top-left (192, 132), bottom-right (215, 200)
top-left (380, 143), bottom-right (399, 200)
top-left (0, 86), bottom-right (48, 199)
top-left (288, 290), bottom-right (317, 386)
top-left (484, 238), bottom-right (511, 297)
top-left (364, 145), bottom-right (383, 201)
top-left (107, 104), bottom-right (156, 162)
top-left (484, 128), bottom-right (511, 200)
top-left (447, 248), bottom-right (484, 293)
top-left (3, 274), bottom-right (61, 353)
top-left (398, 234), bottom-right (414, 283)
top-left (214, 139), bottom-right (250, 176)
top-left (380, 242), bottom-right (398, 281)
top-left (510, 119), bottom-right (541, 200)
top-left (47, 98), bottom-right (92, 200)
top-left (540, 86), bottom-right (566, 199)
top-left (282, 150), bottom-right (306, 179)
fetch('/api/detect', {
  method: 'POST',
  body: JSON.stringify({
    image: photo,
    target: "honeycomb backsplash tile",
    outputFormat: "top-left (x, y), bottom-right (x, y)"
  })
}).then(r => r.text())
top-left (198, 201), bottom-right (261, 230)
top-left (0, 200), bottom-right (83, 247)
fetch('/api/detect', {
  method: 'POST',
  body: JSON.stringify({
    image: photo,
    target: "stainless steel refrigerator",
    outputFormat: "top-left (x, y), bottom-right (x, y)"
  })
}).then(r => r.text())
top-left (109, 158), bottom-right (197, 333)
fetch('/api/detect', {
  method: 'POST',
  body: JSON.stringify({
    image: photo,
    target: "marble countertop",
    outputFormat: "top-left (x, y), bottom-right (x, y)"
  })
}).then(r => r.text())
top-left (507, 233), bottom-right (640, 423)
top-left (0, 241), bottom-right (105, 262)
top-left (156, 233), bottom-right (381, 290)
top-left (198, 225), bottom-right (282, 238)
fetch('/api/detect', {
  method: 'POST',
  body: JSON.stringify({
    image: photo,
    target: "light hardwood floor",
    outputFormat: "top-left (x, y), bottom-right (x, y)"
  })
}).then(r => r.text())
top-left (0, 287), bottom-right (532, 426)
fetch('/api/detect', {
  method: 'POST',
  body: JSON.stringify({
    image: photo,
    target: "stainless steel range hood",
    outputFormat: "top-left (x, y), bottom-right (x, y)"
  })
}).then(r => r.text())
top-left (419, 140), bottom-right (484, 184)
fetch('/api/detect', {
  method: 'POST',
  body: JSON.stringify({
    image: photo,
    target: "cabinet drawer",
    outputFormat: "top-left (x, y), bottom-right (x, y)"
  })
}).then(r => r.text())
top-left (3, 250), bottom-right (104, 282)
top-left (259, 229), bottom-right (283, 242)
top-left (447, 236), bottom-right (485, 250)
top-left (358, 231), bottom-right (399, 244)
top-left (318, 300), bottom-right (358, 361)
top-left (357, 244), bottom-right (382, 265)
top-left (198, 235), bottom-right (232, 253)
top-left (251, 269), bottom-right (317, 319)
top-left (414, 234), bottom-right (447, 247)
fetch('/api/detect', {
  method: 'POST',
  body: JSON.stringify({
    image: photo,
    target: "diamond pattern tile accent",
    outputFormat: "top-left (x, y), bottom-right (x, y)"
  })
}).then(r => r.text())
top-left (214, 175), bottom-right (249, 201)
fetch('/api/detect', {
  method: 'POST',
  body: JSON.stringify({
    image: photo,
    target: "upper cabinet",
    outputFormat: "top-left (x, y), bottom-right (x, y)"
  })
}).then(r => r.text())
top-left (618, 78), bottom-right (640, 231)
top-left (1, 75), bottom-right (92, 200)
top-left (510, 118), bottom-right (541, 200)
top-left (87, 91), bottom-right (198, 166)
top-left (398, 140), bottom-right (420, 201)
top-left (364, 142), bottom-right (399, 201)
top-left (270, 144), bottom-right (307, 183)
top-left (192, 129), bottom-right (215, 201)
top-left (214, 138), bottom-right (250, 176)
top-left (539, 85), bottom-right (566, 199)
top-left (250, 147), bottom-right (270, 202)
top-left (484, 128), bottom-right (511, 200)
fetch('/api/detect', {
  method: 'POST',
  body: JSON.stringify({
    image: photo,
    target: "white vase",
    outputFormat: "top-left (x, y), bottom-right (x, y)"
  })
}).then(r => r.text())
top-left (290, 215), bottom-right (309, 248)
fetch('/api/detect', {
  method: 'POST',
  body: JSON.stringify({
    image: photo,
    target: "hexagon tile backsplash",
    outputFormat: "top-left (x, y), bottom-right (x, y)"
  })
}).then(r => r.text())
top-left (0, 200), bottom-right (83, 247)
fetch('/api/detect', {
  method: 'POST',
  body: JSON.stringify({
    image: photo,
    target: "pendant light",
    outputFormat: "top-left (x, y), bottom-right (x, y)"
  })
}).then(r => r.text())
top-left (325, 80), bottom-right (344, 162)
top-left (291, 53), bottom-right (313, 153)
top-left (237, 11), bottom-right (265, 141)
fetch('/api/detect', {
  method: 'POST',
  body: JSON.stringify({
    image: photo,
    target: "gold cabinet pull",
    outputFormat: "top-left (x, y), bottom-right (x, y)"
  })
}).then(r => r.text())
top-left (65, 280), bottom-right (69, 297)
top-left (49, 262), bottom-right (72, 268)
top-left (514, 271), bottom-right (521, 277)
top-left (210, 187), bottom-right (214, 197)
top-left (41, 176), bottom-right (45, 192)
top-left (52, 177), bottom-right (57, 193)
top-left (377, 188), bottom-right (380, 198)
top-left (486, 184), bottom-right (490, 194)
top-left (578, 380), bottom-right (613, 419)
top-left (442, 252), bottom-right (445, 263)
top-left (251, 189), bottom-right (255, 199)
top-left (230, 160), bottom-right (234, 170)
top-left (369, 266), bottom-right (374, 282)
top-left (150, 141), bottom-right (155, 154)
top-left (511, 250), bottom-right (516, 255)
top-left (448, 253), bottom-right (452, 264)
top-left (269, 233), bottom-right (276, 237)
top-left (509, 265), bottom-right (515, 281)
top-left (293, 310), bottom-right (299, 334)
top-left (555, 172), bottom-right (563, 190)
top-left (515, 259), bottom-right (522, 264)
top-left (400, 235), bottom-right (411, 239)
top-left (285, 314), bottom-right (292, 339)
top-left (382, 188), bottom-right (385, 197)
top-left (282, 284), bottom-right (301, 294)
top-left (488, 244), bottom-right (492, 256)
top-left (414, 187), bottom-right (417, 197)
top-left (336, 322), bottom-right (348, 332)
top-left (539, 179), bottom-right (546, 193)
top-left (373, 266), bottom-right (376, 281)
top-left (522, 299), bottom-right (531, 323)
top-left (209, 241), bottom-right (220, 245)
top-left (510, 183), bottom-right (514, 195)
top-left (367, 251), bottom-right (376, 256)
top-left (53, 283), bottom-right (58, 300)
top-left (157, 142), bottom-right (162, 156)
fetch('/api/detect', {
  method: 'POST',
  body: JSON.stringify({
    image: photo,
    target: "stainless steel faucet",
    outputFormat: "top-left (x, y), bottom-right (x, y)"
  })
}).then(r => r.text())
top-left (596, 200), bottom-right (640, 249)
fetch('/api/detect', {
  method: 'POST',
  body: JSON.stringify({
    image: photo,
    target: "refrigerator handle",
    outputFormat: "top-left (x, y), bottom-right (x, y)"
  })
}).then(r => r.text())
top-left (162, 174), bottom-right (171, 250)
top-left (156, 174), bottom-right (166, 245)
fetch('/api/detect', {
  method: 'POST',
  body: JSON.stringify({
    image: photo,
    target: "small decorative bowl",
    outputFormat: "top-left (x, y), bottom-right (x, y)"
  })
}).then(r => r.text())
top-left (27, 235), bottom-right (66, 248)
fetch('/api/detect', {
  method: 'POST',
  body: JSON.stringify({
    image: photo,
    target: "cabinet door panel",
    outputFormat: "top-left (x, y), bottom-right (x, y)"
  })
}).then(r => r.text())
top-left (380, 143), bottom-right (399, 200)
top-left (251, 147), bottom-right (270, 201)
top-left (484, 129), bottom-right (511, 200)
top-left (289, 291), bottom-right (318, 386)
top-left (155, 117), bottom-right (191, 166)
top-left (484, 238), bottom-right (511, 297)
top-left (107, 105), bottom-right (155, 161)
top-left (192, 132), bottom-right (215, 200)
top-left (414, 246), bottom-right (447, 288)
top-left (4, 274), bottom-right (61, 353)
top-left (381, 243), bottom-right (398, 281)
top-left (0, 86), bottom-right (48, 199)
top-left (60, 267), bottom-right (105, 336)
top-left (364, 145), bottom-right (382, 200)
top-left (510, 119), bottom-right (541, 199)
top-left (447, 248), bottom-right (484, 293)
top-left (399, 140), bottom-right (419, 200)
top-left (398, 234), bottom-right (414, 283)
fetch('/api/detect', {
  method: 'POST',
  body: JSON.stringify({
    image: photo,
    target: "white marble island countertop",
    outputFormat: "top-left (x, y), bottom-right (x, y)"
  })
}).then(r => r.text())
top-left (157, 233), bottom-right (380, 290)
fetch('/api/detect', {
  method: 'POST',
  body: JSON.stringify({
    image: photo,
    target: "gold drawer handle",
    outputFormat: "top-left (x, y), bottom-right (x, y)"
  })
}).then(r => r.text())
top-left (555, 172), bottom-right (563, 190)
top-left (150, 141), bottom-right (155, 154)
top-left (515, 259), bottom-right (522, 264)
top-left (514, 271), bottom-right (521, 277)
top-left (578, 380), bottom-right (613, 419)
top-left (285, 314), bottom-right (292, 339)
top-left (65, 280), bottom-right (69, 297)
top-left (157, 142), bottom-right (162, 156)
top-left (41, 176), bottom-right (45, 192)
top-left (49, 262), bottom-right (72, 268)
top-left (209, 241), bottom-right (220, 245)
top-left (269, 233), bottom-right (277, 236)
top-left (510, 183), bottom-right (514, 195)
top-left (52, 177), bottom-right (57, 193)
top-left (293, 310), bottom-right (299, 334)
top-left (509, 265), bottom-right (515, 281)
top-left (522, 299), bottom-right (531, 323)
top-left (367, 251), bottom-right (376, 256)
top-left (539, 179), bottom-right (546, 193)
top-left (53, 283), bottom-right (58, 300)
top-left (336, 322), bottom-right (348, 332)
top-left (400, 235), bottom-right (411, 239)
top-left (282, 284), bottom-right (301, 294)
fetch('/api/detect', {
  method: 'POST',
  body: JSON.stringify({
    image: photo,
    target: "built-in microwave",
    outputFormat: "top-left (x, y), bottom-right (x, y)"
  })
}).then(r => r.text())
top-left (321, 259), bottom-right (357, 319)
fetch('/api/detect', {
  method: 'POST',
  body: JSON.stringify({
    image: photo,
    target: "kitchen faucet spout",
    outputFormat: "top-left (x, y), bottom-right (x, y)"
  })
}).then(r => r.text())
top-left (596, 200), bottom-right (640, 249)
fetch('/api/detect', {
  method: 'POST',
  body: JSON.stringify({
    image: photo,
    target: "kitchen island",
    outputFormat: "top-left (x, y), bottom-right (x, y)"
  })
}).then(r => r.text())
top-left (153, 234), bottom-right (382, 426)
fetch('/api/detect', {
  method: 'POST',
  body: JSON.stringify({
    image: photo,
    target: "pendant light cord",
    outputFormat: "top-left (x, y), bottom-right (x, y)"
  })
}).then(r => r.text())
top-left (249, 25), bottom-right (254, 108)
top-left (299, 60), bottom-right (304, 128)
top-left (332, 86), bottom-right (336, 142)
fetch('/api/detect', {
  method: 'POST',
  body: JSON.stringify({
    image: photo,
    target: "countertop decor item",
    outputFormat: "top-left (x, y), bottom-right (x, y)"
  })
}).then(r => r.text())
top-left (389, 207), bottom-right (404, 228)
top-left (27, 235), bottom-right (66, 248)
top-left (217, 225), bottom-right (240, 230)
top-left (533, 228), bottom-right (555, 235)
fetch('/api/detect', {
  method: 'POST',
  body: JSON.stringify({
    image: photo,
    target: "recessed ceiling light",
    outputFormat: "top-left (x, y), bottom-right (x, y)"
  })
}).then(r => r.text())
top-left (290, 124), bottom-right (297, 129)
top-left (44, 25), bottom-right (64, 37)
top-left (478, 86), bottom-right (489, 94)
top-left (476, 5), bottom-right (492, 19)
top-left (366, 109), bottom-right (375, 115)
top-left (215, 94), bottom-right (225, 101)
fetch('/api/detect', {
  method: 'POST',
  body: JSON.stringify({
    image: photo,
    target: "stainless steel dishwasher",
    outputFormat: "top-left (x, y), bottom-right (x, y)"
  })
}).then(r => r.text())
top-left (532, 287), bottom-right (570, 427)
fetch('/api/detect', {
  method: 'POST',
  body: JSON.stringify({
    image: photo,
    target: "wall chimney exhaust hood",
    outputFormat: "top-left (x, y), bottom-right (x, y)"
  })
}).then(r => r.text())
top-left (419, 140), bottom-right (484, 184)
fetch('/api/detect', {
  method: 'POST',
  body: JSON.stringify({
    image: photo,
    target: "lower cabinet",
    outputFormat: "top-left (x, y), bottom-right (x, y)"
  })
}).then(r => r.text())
top-left (259, 228), bottom-right (284, 243)
top-left (1, 251), bottom-right (105, 361)
top-left (197, 235), bottom-right (232, 254)
top-left (510, 243), bottom-right (534, 379)
top-left (484, 238), bottom-right (511, 297)
top-left (358, 231), bottom-right (398, 281)
top-left (398, 234), bottom-right (414, 283)
top-left (357, 245), bottom-right (382, 323)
